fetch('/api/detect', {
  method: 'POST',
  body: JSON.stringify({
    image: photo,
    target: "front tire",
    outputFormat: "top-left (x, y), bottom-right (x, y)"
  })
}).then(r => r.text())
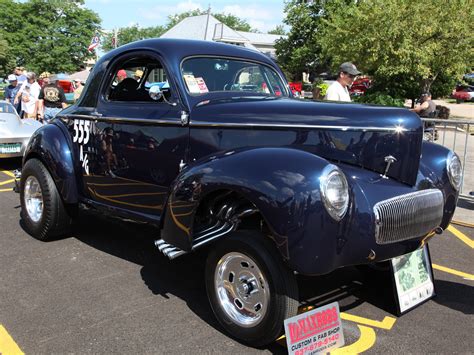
top-left (205, 231), bottom-right (298, 347)
top-left (20, 158), bottom-right (72, 241)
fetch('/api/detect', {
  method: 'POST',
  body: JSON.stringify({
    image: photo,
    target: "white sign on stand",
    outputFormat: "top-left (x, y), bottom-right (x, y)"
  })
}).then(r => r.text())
top-left (391, 245), bottom-right (436, 315)
top-left (284, 301), bottom-right (344, 355)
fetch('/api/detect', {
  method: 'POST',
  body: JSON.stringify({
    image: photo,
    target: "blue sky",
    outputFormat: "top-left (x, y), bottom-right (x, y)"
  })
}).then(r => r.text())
top-left (84, 0), bottom-right (286, 33)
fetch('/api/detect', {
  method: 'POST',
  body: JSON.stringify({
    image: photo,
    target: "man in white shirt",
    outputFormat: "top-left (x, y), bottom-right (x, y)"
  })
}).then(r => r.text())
top-left (324, 62), bottom-right (361, 102)
top-left (14, 72), bottom-right (41, 118)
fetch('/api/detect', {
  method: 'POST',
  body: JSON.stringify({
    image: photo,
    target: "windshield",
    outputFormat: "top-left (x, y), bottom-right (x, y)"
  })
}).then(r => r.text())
top-left (181, 57), bottom-right (289, 97)
top-left (0, 101), bottom-right (18, 114)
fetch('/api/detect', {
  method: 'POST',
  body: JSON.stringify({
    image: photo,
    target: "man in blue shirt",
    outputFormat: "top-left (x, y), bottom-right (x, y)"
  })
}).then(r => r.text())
top-left (14, 67), bottom-right (27, 84)
top-left (4, 74), bottom-right (21, 114)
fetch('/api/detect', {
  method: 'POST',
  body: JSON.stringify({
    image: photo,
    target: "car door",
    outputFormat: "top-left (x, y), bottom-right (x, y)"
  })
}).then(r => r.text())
top-left (85, 51), bottom-right (188, 222)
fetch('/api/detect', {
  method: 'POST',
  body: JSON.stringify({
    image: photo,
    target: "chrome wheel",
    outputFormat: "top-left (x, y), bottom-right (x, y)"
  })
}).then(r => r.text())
top-left (24, 175), bottom-right (43, 223)
top-left (214, 252), bottom-right (270, 327)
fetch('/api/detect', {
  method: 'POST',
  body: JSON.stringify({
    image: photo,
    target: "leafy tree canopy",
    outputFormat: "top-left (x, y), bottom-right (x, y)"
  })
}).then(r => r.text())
top-left (0, 0), bottom-right (101, 76)
top-left (274, 0), bottom-right (340, 81)
top-left (319, 0), bottom-right (473, 99)
top-left (268, 25), bottom-right (286, 36)
top-left (101, 25), bottom-right (166, 52)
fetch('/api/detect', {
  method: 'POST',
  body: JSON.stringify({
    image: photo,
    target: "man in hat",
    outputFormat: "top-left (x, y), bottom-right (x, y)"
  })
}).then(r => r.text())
top-left (410, 92), bottom-right (436, 117)
top-left (14, 66), bottom-right (27, 84)
top-left (324, 62), bottom-right (361, 102)
top-left (4, 74), bottom-right (22, 113)
top-left (37, 72), bottom-right (67, 122)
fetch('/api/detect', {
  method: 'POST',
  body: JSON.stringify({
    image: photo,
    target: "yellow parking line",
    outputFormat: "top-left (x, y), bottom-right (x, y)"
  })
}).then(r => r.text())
top-left (447, 225), bottom-right (474, 249)
top-left (451, 220), bottom-right (474, 228)
top-left (0, 188), bottom-right (13, 192)
top-left (1, 170), bottom-right (15, 178)
top-left (331, 325), bottom-right (376, 354)
top-left (0, 179), bottom-right (15, 186)
top-left (0, 324), bottom-right (24, 355)
top-left (340, 313), bottom-right (396, 330)
top-left (432, 263), bottom-right (474, 280)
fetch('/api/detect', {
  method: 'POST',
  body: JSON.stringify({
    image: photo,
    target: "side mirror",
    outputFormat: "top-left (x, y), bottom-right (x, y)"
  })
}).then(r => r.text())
top-left (149, 85), bottom-right (163, 101)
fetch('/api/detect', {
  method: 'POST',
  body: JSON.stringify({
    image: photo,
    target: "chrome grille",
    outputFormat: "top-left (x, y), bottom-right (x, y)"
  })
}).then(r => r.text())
top-left (374, 189), bottom-right (444, 245)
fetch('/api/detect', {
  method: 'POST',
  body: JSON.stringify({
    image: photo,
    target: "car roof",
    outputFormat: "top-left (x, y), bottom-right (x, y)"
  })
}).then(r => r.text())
top-left (99, 38), bottom-right (276, 67)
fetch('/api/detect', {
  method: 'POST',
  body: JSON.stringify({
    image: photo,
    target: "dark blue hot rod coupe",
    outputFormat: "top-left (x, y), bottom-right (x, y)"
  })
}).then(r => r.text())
top-left (19, 39), bottom-right (461, 346)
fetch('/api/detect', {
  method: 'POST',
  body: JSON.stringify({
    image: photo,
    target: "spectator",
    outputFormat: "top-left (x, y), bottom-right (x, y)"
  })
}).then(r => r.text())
top-left (14, 72), bottom-right (41, 119)
top-left (38, 71), bottom-right (51, 87)
top-left (410, 92), bottom-right (436, 117)
top-left (73, 79), bottom-right (84, 102)
top-left (14, 66), bottom-right (27, 84)
top-left (134, 69), bottom-right (143, 81)
top-left (37, 72), bottom-right (67, 122)
top-left (324, 62), bottom-right (361, 102)
top-left (4, 74), bottom-right (21, 114)
top-left (117, 69), bottom-right (127, 83)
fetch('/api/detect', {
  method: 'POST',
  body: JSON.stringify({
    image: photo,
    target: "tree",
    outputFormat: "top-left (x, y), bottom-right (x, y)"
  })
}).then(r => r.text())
top-left (274, 0), bottom-right (338, 81)
top-left (268, 25), bottom-right (286, 36)
top-left (0, 34), bottom-right (14, 77)
top-left (166, 9), bottom-right (257, 32)
top-left (319, 0), bottom-right (473, 101)
top-left (101, 25), bottom-right (166, 52)
top-left (214, 13), bottom-right (254, 32)
top-left (165, 9), bottom-right (207, 30)
top-left (0, 0), bottom-right (101, 74)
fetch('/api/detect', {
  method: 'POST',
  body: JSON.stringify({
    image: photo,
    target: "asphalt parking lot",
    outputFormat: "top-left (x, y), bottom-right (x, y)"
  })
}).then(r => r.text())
top-left (0, 157), bottom-right (472, 354)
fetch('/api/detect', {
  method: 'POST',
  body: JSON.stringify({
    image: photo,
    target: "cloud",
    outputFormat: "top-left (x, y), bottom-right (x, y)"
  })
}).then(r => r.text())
top-left (221, 4), bottom-right (284, 32)
top-left (136, 1), bottom-right (284, 33)
top-left (138, 1), bottom-right (204, 22)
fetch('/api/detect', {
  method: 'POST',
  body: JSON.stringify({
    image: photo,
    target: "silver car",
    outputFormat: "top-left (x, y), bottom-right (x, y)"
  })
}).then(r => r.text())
top-left (0, 100), bottom-right (42, 158)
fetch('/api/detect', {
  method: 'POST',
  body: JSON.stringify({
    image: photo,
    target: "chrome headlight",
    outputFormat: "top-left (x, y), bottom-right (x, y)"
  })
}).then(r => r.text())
top-left (320, 165), bottom-right (349, 221)
top-left (447, 151), bottom-right (462, 190)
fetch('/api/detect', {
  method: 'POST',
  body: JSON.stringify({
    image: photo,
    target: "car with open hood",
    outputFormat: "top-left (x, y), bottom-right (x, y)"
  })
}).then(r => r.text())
top-left (18, 39), bottom-right (461, 347)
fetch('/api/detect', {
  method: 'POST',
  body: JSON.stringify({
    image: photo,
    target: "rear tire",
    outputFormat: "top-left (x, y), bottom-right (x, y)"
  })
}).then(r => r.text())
top-left (20, 158), bottom-right (73, 241)
top-left (205, 230), bottom-right (298, 347)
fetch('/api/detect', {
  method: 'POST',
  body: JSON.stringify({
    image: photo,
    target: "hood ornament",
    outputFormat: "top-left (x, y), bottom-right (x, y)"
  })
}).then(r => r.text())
top-left (382, 155), bottom-right (397, 178)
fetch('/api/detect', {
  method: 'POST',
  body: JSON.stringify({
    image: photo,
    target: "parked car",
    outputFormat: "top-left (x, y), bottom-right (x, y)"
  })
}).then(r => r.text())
top-left (349, 77), bottom-right (372, 97)
top-left (18, 39), bottom-right (461, 347)
top-left (451, 84), bottom-right (474, 103)
top-left (0, 100), bottom-right (42, 158)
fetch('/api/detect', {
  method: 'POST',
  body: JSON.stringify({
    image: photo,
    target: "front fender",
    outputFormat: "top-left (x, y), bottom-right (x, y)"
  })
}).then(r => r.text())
top-left (161, 147), bottom-right (337, 257)
top-left (419, 141), bottom-right (459, 228)
top-left (23, 121), bottom-right (78, 204)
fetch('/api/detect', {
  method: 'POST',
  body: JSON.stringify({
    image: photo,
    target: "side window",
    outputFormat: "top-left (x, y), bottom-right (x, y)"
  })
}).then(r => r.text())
top-left (106, 56), bottom-right (172, 102)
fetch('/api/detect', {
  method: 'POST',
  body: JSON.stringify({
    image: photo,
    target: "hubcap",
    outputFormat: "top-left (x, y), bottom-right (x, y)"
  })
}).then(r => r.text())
top-left (24, 176), bottom-right (43, 223)
top-left (214, 252), bottom-right (270, 327)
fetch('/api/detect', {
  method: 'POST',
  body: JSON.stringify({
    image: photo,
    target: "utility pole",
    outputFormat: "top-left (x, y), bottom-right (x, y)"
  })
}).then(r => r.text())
top-left (204, 4), bottom-right (211, 40)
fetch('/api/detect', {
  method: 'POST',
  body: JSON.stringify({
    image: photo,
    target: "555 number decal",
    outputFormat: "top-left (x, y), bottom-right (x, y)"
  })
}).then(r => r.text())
top-left (72, 119), bottom-right (91, 175)
top-left (73, 119), bottom-right (90, 145)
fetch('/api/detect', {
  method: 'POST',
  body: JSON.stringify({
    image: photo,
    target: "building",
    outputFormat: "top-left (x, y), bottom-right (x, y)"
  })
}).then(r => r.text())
top-left (160, 14), bottom-right (285, 58)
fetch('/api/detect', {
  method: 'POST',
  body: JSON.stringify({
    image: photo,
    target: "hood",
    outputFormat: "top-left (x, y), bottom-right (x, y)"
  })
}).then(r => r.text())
top-left (190, 97), bottom-right (423, 185)
top-left (0, 114), bottom-right (42, 138)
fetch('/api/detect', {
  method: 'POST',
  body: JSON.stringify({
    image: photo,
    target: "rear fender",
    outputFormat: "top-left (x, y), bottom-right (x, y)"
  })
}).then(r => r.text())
top-left (161, 147), bottom-right (337, 257)
top-left (22, 120), bottom-right (78, 204)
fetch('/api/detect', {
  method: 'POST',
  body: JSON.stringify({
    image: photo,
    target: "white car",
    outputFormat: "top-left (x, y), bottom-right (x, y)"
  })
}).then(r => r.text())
top-left (0, 101), bottom-right (42, 158)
